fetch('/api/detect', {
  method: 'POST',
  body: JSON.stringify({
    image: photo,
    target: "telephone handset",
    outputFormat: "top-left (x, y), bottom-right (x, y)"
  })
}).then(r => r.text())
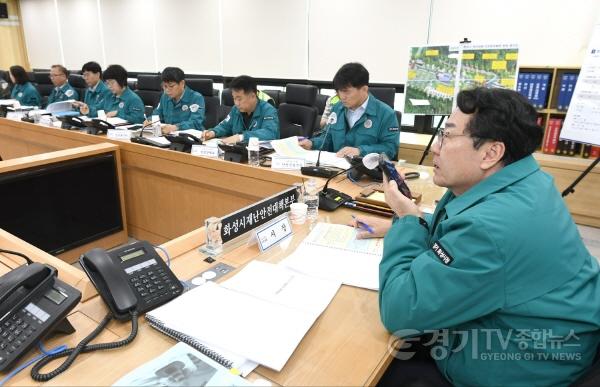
top-left (79, 240), bottom-right (183, 321)
top-left (83, 118), bottom-right (118, 135)
top-left (0, 262), bottom-right (81, 372)
top-left (165, 132), bottom-right (202, 153)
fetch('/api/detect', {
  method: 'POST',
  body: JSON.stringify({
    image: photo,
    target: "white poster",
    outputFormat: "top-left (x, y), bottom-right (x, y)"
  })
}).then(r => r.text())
top-left (560, 23), bottom-right (600, 147)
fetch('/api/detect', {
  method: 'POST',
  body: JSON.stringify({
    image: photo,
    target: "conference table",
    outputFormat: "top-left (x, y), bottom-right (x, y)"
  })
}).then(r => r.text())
top-left (0, 117), bottom-right (445, 386)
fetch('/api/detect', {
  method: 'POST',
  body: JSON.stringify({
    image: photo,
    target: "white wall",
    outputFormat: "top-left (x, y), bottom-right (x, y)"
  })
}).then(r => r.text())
top-left (19, 0), bottom-right (600, 81)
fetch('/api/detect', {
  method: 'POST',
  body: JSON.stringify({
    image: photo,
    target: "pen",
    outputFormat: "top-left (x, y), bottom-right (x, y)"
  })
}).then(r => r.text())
top-left (351, 214), bottom-right (374, 234)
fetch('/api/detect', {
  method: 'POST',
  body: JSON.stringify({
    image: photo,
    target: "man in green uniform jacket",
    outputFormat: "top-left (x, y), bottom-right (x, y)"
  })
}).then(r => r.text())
top-left (102, 64), bottom-right (145, 124)
top-left (47, 64), bottom-right (79, 105)
top-left (355, 87), bottom-right (600, 386)
top-left (9, 65), bottom-right (41, 107)
top-left (300, 62), bottom-right (399, 159)
top-left (76, 61), bottom-right (114, 118)
top-left (204, 75), bottom-right (279, 144)
top-left (150, 67), bottom-right (205, 134)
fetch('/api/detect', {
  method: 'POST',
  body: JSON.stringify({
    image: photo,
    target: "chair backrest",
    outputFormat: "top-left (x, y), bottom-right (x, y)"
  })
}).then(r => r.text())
top-left (315, 94), bottom-right (329, 115)
top-left (186, 78), bottom-right (219, 129)
top-left (68, 74), bottom-right (87, 101)
top-left (135, 74), bottom-right (162, 108)
top-left (369, 87), bottom-right (395, 109)
top-left (221, 88), bottom-right (233, 107)
top-left (278, 84), bottom-right (318, 139)
top-left (32, 72), bottom-right (53, 97)
top-left (262, 89), bottom-right (282, 106)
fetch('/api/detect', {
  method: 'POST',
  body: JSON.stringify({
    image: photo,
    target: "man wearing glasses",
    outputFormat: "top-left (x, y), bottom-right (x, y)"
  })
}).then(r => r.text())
top-left (74, 61), bottom-right (114, 118)
top-left (47, 64), bottom-right (79, 105)
top-left (149, 67), bottom-right (205, 135)
top-left (354, 87), bottom-right (600, 386)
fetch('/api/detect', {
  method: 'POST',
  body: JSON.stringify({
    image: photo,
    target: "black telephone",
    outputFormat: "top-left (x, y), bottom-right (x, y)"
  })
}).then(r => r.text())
top-left (28, 241), bottom-right (184, 381)
top-left (58, 115), bottom-right (87, 129)
top-left (346, 156), bottom-right (384, 182)
top-left (79, 241), bottom-right (183, 320)
top-left (165, 132), bottom-right (202, 153)
top-left (0, 262), bottom-right (81, 372)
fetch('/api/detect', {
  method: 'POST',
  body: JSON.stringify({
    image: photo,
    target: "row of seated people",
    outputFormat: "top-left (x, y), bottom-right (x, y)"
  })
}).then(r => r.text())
top-left (2, 62), bottom-right (400, 159)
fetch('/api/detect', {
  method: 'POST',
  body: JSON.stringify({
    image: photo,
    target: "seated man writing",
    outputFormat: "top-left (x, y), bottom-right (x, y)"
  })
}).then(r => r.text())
top-left (203, 75), bottom-right (279, 144)
top-left (300, 62), bottom-right (399, 159)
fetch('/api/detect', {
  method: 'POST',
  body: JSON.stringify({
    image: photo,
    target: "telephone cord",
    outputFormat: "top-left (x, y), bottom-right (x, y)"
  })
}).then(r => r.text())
top-left (30, 310), bottom-right (138, 382)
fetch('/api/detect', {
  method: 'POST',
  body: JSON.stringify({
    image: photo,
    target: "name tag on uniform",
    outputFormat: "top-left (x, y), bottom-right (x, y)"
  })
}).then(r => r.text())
top-left (271, 156), bottom-right (305, 170)
top-left (191, 144), bottom-right (219, 158)
top-left (107, 129), bottom-right (132, 141)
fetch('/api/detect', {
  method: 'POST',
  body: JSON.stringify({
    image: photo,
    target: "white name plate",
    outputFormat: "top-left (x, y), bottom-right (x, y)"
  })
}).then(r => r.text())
top-left (255, 216), bottom-right (293, 252)
top-left (191, 145), bottom-right (220, 158)
top-left (271, 156), bottom-right (305, 170)
top-left (107, 129), bottom-right (132, 141)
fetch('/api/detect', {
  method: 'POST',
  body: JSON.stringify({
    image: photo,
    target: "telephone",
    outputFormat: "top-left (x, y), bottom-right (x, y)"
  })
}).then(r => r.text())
top-left (58, 115), bottom-right (87, 129)
top-left (28, 241), bottom-right (183, 381)
top-left (0, 262), bottom-right (81, 372)
top-left (79, 240), bottom-right (183, 320)
top-left (165, 132), bottom-right (202, 153)
top-left (346, 156), bottom-right (384, 182)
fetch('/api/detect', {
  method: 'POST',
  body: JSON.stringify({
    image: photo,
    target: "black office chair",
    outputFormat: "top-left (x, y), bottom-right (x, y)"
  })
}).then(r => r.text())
top-left (32, 71), bottom-right (53, 107)
top-left (278, 84), bottom-right (318, 139)
top-left (370, 86), bottom-right (402, 128)
top-left (135, 74), bottom-right (162, 112)
top-left (0, 70), bottom-right (11, 99)
top-left (261, 89), bottom-right (281, 107)
top-left (186, 78), bottom-right (220, 129)
top-left (68, 74), bottom-right (87, 102)
top-left (573, 345), bottom-right (600, 386)
top-left (219, 88), bottom-right (233, 122)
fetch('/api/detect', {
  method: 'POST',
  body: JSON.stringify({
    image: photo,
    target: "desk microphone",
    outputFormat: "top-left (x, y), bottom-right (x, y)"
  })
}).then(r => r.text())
top-left (318, 153), bottom-right (379, 211)
top-left (300, 114), bottom-right (339, 178)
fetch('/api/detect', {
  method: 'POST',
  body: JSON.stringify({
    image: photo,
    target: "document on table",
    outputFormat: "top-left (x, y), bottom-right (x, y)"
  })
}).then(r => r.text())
top-left (270, 136), bottom-right (351, 169)
top-left (146, 261), bottom-right (340, 372)
top-left (280, 222), bottom-right (384, 290)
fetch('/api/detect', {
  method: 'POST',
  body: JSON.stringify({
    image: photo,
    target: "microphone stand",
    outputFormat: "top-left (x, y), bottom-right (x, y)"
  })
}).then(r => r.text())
top-left (300, 119), bottom-right (339, 178)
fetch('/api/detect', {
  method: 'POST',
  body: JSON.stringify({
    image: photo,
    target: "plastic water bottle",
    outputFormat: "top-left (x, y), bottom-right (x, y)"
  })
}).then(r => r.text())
top-left (304, 178), bottom-right (319, 222)
top-left (247, 137), bottom-right (260, 166)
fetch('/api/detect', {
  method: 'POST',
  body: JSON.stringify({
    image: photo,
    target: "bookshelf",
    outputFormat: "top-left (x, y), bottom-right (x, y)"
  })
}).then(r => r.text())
top-left (518, 66), bottom-right (598, 159)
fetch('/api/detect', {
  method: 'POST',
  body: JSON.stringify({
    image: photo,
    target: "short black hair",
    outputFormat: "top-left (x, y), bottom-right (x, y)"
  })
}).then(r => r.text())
top-left (229, 75), bottom-right (257, 94)
top-left (333, 62), bottom-right (369, 90)
top-left (457, 87), bottom-right (544, 165)
top-left (81, 61), bottom-right (102, 75)
top-left (51, 64), bottom-right (69, 77)
top-left (161, 67), bottom-right (185, 83)
top-left (9, 65), bottom-right (29, 85)
top-left (103, 64), bottom-right (128, 88)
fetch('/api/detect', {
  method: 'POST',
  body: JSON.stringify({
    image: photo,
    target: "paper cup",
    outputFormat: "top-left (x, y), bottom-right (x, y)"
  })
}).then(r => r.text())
top-left (289, 202), bottom-right (308, 224)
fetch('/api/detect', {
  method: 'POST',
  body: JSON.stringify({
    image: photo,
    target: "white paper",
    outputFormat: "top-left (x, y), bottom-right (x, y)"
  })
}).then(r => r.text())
top-left (106, 116), bottom-right (128, 125)
top-left (0, 99), bottom-right (18, 106)
top-left (279, 223), bottom-right (383, 290)
top-left (561, 23), bottom-right (600, 146)
top-left (147, 281), bottom-right (317, 372)
top-left (174, 129), bottom-right (205, 139)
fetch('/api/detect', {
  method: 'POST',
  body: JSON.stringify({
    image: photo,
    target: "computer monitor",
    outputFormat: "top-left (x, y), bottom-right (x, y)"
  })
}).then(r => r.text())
top-left (0, 153), bottom-right (124, 255)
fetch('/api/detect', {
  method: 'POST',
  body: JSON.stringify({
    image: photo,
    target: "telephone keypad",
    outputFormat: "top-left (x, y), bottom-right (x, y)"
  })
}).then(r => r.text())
top-left (127, 260), bottom-right (182, 309)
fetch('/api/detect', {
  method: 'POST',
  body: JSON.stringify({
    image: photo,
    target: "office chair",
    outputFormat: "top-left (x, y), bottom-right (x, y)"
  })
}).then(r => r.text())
top-left (219, 88), bottom-right (234, 122)
top-left (278, 84), bottom-right (318, 139)
top-left (32, 71), bottom-right (53, 107)
top-left (370, 87), bottom-right (402, 129)
top-left (186, 78), bottom-right (220, 129)
top-left (135, 74), bottom-right (162, 111)
top-left (573, 345), bottom-right (600, 386)
top-left (68, 74), bottom-right (87, 102)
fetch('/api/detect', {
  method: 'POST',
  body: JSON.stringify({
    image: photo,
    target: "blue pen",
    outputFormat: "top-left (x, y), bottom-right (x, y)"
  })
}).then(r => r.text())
top-left (351, 214), bottom-right (374, 234)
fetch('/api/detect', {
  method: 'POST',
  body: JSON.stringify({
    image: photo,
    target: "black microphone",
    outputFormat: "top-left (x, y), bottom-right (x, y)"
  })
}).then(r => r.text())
top-left (318, 153), bottom-right (380, 211)
top-left (300, 114), bottom-right (339, 178)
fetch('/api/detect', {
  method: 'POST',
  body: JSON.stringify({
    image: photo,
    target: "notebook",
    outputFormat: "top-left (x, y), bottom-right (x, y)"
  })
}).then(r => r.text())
top-left (146, 261), bottom-right (340, 372)
top-left (280, 222), bottom-right (384, 290)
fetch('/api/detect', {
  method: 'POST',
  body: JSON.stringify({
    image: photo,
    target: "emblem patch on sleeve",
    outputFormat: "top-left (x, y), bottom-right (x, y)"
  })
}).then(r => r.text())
top-left (431, 241), bottom-right (454, 265)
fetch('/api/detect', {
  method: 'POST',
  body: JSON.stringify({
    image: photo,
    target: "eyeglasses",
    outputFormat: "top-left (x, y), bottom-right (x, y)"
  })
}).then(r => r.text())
top-left (49, 73), bottom-right (65, 78)
top-left (436, 128), bottom-right (470, 149)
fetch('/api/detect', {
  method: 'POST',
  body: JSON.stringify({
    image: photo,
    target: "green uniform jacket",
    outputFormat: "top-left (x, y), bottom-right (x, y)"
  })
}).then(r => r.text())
top-left (379, 155), bottom-right (600, 386)
top-left (111, 87), bottom-right (145, 124)
top-left (47, 83), bottom-right (79, 105)
top-left (84, 81), bottom-right (114, 118)
top-left (310, 93), bottom-right (399, 159)
top-left (11, 82), bottom-right (41, 107)
top-left (153, 86), bottom-right (205, 130)
top-left (212, 99), bottom-right (279, 141)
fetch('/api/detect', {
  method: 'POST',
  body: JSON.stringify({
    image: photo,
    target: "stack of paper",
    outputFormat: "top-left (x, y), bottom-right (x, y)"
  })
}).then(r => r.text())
top-left (280, 223), bottom-right (384, 290)
top-left (146, 261), bottom-right (340, 372)
top-left (270, 136), bottom-right (351, 169)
